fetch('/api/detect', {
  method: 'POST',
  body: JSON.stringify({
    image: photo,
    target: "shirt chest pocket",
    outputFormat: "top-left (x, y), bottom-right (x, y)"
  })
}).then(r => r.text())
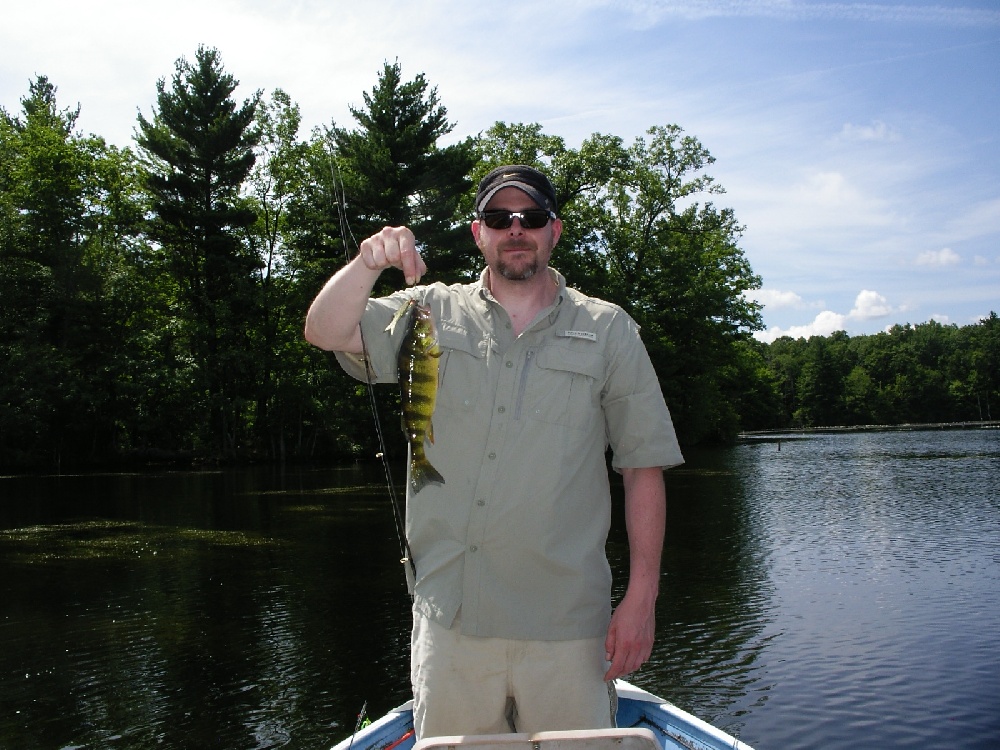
top-left (436, 325), bottom-right (486, 411)
top-left (519, 347), bottom-right (605, 430)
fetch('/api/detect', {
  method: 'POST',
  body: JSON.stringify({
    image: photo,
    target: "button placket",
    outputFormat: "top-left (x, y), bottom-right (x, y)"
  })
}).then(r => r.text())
top-left (461, 337), bottom-right (523, 628)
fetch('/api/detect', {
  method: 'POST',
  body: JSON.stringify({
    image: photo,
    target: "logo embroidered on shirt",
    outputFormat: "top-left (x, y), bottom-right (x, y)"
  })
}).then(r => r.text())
top-left (559, 330), bottom-right (598, 342)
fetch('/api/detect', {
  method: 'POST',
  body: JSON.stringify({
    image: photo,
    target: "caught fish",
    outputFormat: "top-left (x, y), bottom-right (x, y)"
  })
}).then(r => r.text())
top-left (388, 299), bottom-right (445, 492)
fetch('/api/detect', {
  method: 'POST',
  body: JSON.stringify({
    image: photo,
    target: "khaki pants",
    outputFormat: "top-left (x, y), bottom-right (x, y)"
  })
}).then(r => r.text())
top-left (411, 610), bottom-right (617, 739)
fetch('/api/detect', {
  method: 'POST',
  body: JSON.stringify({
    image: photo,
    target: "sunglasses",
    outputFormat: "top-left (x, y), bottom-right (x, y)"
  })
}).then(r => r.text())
top-left (479, 209), bottom-right (556, 230)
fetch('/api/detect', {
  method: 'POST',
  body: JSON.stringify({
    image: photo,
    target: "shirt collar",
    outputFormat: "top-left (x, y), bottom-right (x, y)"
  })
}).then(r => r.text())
top-left (475, 267), bottom-right (567, 331)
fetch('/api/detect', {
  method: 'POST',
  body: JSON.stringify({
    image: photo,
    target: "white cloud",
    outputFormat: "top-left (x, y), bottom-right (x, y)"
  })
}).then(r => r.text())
top-left (614, 1), bottom-right (1000, 26)
top-left (849, 290), bottom-right (894, 320)
top-left (838, 120), bottom-right (900, 143)
top-left (746, 288), bottom-right (805, 309)
top-left (754, 310), bottom-right (848, 343)
top-left (803, 171), bottom-right (861, 209)
top-left (793, 173), bottom-right (896, 229)
top-left (738, 168), bottom-right (898, 251)
top-left (915, 248), bottom-right (961, 267)
top-left (754, 289), bottom-right (899, 342)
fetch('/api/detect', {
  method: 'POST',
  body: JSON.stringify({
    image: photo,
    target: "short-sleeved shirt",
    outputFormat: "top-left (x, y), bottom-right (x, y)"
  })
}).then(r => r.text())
top-left (335, 268), bottom-right (684, 640)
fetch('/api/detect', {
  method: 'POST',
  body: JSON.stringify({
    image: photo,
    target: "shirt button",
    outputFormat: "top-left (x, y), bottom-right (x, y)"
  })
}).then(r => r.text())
top-left (497, 406), bottom-right (505, 414)
top-left (477, 499), bottom-right (486, 507)
top-left (470, 545), bottom-right (478, 553)
top-left (506, 360), bottom-right (513, 368)
top-left (488, 452), bottom-right (496, 460)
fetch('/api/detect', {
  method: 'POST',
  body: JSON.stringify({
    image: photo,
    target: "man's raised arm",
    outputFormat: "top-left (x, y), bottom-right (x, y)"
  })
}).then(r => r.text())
top-left (304, 226), bottom-right (426, 353)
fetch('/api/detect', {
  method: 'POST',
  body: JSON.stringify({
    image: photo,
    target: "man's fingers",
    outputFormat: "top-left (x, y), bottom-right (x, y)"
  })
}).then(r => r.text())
top-left (604, 629), bottom-right (652, 680)
top-left (397, 236), bottom-right (422, 285)
top-left (359, 227), bottom-right (424, 284)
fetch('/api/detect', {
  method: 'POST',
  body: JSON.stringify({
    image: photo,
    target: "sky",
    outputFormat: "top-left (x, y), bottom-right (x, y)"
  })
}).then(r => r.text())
top-left (3, 0), bottom-right (998, 342)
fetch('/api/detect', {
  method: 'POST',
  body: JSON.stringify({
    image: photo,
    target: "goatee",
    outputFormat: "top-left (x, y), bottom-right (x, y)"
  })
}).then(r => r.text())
top-left (496, 241), bottom-right (538, 281)
top-left (498, 259), bottom-right (538, 281)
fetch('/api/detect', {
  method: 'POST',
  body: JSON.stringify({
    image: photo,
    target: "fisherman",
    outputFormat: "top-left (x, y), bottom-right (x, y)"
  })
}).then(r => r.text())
top-left (304, 165), bottom-right (684, 739)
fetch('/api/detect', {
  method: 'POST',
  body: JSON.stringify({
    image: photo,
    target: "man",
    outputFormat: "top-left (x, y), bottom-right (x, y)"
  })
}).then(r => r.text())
top-left (304, 165), bottom-right (684, 738)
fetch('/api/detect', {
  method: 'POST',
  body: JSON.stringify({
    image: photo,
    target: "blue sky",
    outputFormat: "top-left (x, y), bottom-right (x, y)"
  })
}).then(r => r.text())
top-left (3, 0), bottom-right (998, 341)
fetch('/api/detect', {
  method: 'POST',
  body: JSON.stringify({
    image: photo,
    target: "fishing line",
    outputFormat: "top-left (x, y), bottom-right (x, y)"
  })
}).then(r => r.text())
top-left (325, 135), bottom-right (417, 584)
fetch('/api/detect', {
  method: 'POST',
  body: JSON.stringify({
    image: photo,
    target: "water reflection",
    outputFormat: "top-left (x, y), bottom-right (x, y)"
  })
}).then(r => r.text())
top-left (735, 429), bottom-right (1000, 749)
top-left (629, 447), bottom-right (775, 735)
top-left (0, 467), bottom-right (413, 750)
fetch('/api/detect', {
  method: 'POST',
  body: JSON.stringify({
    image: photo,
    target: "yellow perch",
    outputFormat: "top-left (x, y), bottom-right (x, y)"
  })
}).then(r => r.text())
top-left (391, 299), bottom-right (445, 492)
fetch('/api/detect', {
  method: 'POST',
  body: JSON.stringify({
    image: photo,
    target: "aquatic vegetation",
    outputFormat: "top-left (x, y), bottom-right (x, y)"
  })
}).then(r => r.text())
top-left (0, 520), bottom-right (277, 564)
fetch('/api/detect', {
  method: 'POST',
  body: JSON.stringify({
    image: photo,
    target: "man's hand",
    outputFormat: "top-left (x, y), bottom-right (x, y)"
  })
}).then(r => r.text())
top-left (304, 226), bottom-right (428, 352)
top-left (604, 589), bottom-right (656, 680)
top-left (359, 226), bottom-right (427, 286)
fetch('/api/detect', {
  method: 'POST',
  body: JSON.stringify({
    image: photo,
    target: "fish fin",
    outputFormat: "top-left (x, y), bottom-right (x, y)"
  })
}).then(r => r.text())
top-left (385, 298), bottom-right (415, 333)
top-left (410, 457), bottom-right (445, 493)
top-left (428, 420), bottom-right (435, 444)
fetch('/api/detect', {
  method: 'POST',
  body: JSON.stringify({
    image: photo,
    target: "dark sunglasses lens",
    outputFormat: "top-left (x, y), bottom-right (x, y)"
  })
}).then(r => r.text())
top-left (482, 211), bottom-right (513, 229)
top-left (519, 210), bottom-right (551, 228)
top-left (481, 210), bottom-right (551, 229)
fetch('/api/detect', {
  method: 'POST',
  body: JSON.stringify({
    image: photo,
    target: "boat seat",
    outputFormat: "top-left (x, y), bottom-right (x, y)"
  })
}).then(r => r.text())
top-left (413, 728), bottom-right (660, 750)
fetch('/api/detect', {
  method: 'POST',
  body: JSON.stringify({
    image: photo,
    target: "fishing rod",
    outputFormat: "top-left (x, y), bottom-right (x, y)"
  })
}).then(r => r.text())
top-left (326, 138), bottom-right (417, 585)
top-left (347, 700), bottom-right (368, 750)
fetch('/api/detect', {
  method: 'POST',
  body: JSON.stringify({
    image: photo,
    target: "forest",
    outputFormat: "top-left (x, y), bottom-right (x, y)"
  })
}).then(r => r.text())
top-left (2, 46), bottom-right (998, 470)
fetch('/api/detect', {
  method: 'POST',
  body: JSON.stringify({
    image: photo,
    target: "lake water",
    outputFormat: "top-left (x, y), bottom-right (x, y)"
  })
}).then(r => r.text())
top-left (1, 429), bottom-right (998, 749)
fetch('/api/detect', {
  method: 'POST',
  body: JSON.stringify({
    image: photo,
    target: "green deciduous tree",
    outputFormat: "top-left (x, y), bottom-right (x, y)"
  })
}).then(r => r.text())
top-left (610, 128), bottom-right (763, 441)
top-left (758, 315), bottom-right (1000, 430)
top-left (243, 88), bottom-right (359, 460)
top-left (244, 88), bottom-right (306, 459)
top-left (1, 77), bottom-right (149, 467)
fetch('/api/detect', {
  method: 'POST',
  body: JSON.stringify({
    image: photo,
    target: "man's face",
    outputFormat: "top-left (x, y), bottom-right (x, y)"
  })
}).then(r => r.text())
top-left (472, 187), bottom-right (562, 282)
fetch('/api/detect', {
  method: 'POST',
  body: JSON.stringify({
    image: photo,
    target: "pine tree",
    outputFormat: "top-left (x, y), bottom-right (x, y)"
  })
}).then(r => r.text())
top-left (136, 46), bottom-right (262, 458)
top-left (330, 61), bottom-right (477, 283)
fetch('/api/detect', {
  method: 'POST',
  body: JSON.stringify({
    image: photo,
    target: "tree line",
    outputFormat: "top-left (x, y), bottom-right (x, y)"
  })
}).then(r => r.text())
top-left (2, 47), bottom-right (997, 470)
top-left (756, 316), bottom-right (999, 429)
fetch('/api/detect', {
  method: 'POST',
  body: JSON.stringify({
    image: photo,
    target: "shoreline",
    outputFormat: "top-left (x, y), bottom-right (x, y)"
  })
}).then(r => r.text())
top-left (740, 420), bottom-right (1000, 438)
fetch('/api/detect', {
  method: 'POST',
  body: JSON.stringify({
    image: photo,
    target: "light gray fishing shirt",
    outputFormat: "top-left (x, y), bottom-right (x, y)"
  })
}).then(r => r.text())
top-left (335, 268), bottom-right (684, 640)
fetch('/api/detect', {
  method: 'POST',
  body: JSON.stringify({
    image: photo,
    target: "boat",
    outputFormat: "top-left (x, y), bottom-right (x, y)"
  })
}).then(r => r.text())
top-left (329, 680), bottom-right (755, 750)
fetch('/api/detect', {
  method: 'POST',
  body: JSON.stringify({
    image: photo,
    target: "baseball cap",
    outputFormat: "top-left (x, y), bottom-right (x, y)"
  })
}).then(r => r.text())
top-left (475, 165), bottom-right (558, 214)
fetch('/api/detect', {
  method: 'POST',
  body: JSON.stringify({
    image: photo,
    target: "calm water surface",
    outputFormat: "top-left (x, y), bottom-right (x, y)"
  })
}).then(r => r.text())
top-left (1, 429), bottom-right (998, 749)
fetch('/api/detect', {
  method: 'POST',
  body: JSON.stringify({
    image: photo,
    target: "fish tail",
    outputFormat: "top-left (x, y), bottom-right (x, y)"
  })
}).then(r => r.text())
top-left (410, 448), bottom-right (445, 493)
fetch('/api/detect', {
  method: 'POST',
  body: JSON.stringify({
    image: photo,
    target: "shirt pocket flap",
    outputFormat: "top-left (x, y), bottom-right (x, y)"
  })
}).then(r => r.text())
top-left (437, 323), bottom-right (485, 358)
top-left (535, 346), bottom-right (605, 381)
